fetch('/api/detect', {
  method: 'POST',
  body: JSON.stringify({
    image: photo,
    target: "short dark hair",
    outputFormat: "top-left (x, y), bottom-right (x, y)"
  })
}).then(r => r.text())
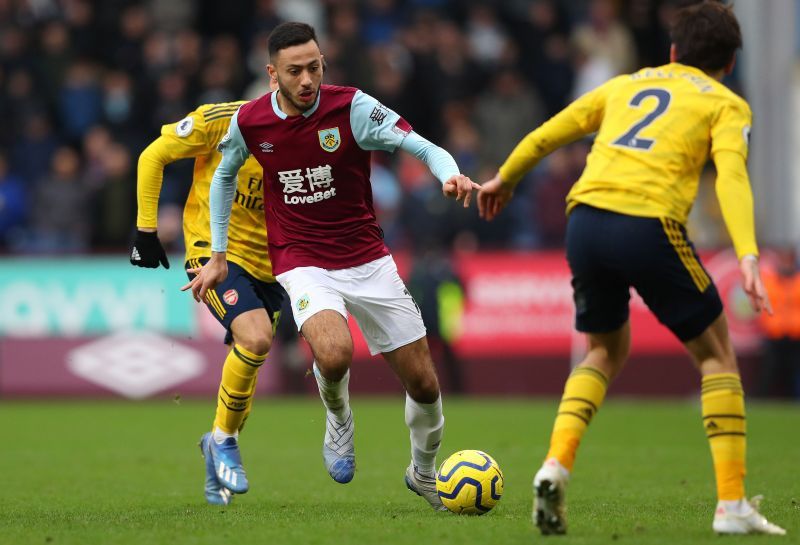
top-left (670, 1), bottom-right (742, 72)
top-left (268, 22), bottom-right (318, 58)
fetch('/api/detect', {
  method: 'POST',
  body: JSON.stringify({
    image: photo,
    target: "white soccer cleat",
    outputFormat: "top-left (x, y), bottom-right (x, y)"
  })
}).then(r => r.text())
top-left (322, 410), bottom-right (356, 483)
top-left (713, 496), bottom-right (787, 536)
top-left (405, 464), bottom-right (447, 511)
top-left (533, 458), bottom-right (570, 535)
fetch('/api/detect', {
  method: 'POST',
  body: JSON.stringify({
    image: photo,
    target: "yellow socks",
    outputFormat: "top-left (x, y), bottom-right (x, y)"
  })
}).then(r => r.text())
top-left (213, 344), bottom-right (267, 434)
top-left (701, 373), bottom-right (746, 501)
top-left (546, 366), bottom-right (609, 471)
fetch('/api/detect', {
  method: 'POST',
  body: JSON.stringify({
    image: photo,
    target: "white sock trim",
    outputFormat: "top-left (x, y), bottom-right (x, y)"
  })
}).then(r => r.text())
top-left (213, 427), bottom-right (239, 444)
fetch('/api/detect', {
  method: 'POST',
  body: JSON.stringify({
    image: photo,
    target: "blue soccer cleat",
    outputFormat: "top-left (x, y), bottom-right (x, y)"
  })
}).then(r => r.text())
top-left (198, 432), bottom-right (233, 505)
top-left (322, 410), bottom-right (356, 483)
top-left (199, 432), bottom-right (249, 494)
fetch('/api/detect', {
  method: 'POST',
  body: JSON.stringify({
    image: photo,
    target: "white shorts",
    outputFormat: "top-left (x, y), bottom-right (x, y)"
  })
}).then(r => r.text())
top-left (276, 255), bottom-right (427, 356)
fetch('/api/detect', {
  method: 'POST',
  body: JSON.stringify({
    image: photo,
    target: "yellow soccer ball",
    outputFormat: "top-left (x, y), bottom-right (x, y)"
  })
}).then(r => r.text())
top-left (436, 450), bottom-right (504, 515)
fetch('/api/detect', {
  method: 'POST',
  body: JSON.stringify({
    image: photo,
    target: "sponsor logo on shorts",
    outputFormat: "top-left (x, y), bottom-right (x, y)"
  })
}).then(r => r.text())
top-left (223, 289), bottom-right (239, 305)
top-left (297, 294), bottom-right (310, 312)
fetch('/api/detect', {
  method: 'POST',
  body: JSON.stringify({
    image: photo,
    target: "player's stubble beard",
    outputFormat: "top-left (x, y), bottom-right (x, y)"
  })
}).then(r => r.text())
top-left (275, 76), bottom-right (319, 114)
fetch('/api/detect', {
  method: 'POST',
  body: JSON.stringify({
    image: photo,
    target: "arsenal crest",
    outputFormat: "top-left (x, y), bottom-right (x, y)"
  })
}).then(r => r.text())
top-left (318, 127), bottom-right (341, 152)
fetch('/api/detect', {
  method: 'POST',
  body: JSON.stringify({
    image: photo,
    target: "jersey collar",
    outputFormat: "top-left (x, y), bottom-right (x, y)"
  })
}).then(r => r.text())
top-left (271, 89), bottom-right (321, 120)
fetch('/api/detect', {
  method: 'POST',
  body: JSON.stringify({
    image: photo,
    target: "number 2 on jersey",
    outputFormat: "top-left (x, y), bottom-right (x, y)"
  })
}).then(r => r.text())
top-left (612, 88), bottom-right (671, 151)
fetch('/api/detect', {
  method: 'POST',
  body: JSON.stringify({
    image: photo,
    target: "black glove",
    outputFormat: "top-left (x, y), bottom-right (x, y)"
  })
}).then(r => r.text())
top-left (130, 230), bottom-right (170, 269)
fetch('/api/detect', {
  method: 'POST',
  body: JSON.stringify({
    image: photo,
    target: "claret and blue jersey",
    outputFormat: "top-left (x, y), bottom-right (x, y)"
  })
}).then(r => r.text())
top-left (210, 84), bottom-right (460, 275)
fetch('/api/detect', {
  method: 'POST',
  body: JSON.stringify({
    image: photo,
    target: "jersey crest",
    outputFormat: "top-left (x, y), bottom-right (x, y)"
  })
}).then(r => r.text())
top-left (318, 127), bottom-right (341, 152)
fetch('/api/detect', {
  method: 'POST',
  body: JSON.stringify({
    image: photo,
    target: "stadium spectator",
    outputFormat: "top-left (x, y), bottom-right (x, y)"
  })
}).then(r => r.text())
top-left (0, 151), bottom-right (27, 249)
top-left (473, 68), bottom-right (545, 172)
top-left (532, 143), bottom-right (589, 248)
top-left (29, 146), bottom-right (90, 253)
top-left (0, 0), bottom-right (745, 256)
top-left (570, 0), bottom-right (637, 97)
top-left (757, 247), bottom-right (800, 398)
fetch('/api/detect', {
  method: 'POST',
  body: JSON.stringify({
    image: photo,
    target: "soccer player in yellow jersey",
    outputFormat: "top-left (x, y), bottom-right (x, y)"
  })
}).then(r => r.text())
top-left (478, 2), bottom-right (785, 537)
top-left (131, 89), bottom-right (284, 506)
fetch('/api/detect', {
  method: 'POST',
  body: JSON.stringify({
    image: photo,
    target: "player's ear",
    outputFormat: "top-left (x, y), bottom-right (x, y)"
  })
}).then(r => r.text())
top-left (669, 43), bottom-right (677, 63)
top-left (724, 53), bottom-right (736, 76)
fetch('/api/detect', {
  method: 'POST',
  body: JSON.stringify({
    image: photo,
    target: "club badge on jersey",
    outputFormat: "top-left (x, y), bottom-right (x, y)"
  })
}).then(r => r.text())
top-left (318, 127), bottom-right (341, 152)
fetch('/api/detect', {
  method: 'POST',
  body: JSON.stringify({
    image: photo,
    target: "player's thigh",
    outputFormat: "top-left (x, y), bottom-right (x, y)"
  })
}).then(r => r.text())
top-left (339, 255), bottom-right (427, 357)
top-left (276, 266), bottom-right (353, 366)
top-left (382, 337), bottom-right (440, 403)
top-left (301, 310), bottom-right (354, 370)
top-left (631, 217), bottom-right (723, 343)
top-left (186, 258), bottom-right (269, 346)
top-left (565, 206), bottom-right (631, 334)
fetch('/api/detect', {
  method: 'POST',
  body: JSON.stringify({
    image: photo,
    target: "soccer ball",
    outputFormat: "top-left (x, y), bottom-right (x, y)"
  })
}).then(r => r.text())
top-left (436, 450), bottom-right (504, 515)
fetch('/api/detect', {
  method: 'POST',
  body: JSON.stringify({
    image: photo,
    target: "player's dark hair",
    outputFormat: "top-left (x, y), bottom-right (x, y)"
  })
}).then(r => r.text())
top-left (670, 1), bottom-right (742, 72)
top-left (268, 22), bottom-right (318, 58)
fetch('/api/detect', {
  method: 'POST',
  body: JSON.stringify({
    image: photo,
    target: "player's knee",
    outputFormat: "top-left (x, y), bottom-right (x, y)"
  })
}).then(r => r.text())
top-left (234, 333), bottom-right (272, 357)
top-left (406, 371), bottom-right (440, 404)
top-left (313, 342), bottom-right (353, 381)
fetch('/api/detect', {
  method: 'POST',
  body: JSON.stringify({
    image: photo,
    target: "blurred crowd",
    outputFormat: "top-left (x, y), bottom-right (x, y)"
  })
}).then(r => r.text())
top-left (0, 0), bottom-right (729, 255)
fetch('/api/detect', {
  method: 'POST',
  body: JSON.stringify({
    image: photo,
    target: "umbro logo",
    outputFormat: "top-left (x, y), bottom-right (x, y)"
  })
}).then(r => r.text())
top-left (259, 142), bottom-right (274, 153)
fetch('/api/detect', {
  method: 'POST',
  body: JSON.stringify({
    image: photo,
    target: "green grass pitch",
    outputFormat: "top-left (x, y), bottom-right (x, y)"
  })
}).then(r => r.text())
top-left (0, 398), bottom-right (797, 544)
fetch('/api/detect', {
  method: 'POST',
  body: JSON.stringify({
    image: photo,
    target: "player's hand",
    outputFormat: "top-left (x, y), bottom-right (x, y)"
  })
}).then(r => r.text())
top-left (739, 255), bottom-right (773, 315)
top-left (477, 173), bottom-right (515, 221)
top-left (130, 230), bottom-right (170, 269)
top-left (443, 174), bottom-right (481, 208)
top-left (181, 253), bottom-right (228, 303)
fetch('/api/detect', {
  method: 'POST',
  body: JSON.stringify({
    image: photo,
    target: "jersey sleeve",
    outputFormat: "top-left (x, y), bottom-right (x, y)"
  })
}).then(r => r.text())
top-left (498, 79), bottom-right (615, 186)
top-left (349, 90), bottom-right (413, 152)
top-left (711, 97), bottom-right (752, 159)
top-left (713, 149), bottom-right (759, 259)
top-left (398, 131), bottom-right (460, 184)
top-left (210, 109), bottom-right (250, 253)
top-left (568, 76), bottom-right (617, 133)
top-left (136, 109), bottom-right (212, 228)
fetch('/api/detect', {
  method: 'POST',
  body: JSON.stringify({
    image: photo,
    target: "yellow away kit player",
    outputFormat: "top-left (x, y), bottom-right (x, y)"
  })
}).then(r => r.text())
top-left (131, 100), bottom-right (285, 507)
top-left (478, 1), bottom-right (784, 538)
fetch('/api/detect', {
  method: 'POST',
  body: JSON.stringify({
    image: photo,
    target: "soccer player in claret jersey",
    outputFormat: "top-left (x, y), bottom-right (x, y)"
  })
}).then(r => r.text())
top-left (478, 1), bottom-right (786, 537)
top-left (132, 81), bottom-right (285, 506)
top-left (185, 22), bottom-right (479, 510)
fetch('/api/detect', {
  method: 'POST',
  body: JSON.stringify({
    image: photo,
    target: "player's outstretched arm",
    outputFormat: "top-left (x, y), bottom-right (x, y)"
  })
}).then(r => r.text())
top-left (477, 172), bottom-right (515, 221)
top-left (131, 139), bottom-right (177, 269)
top-left (713, 149), bottom-right (772, 314)
top-left (478, 80), bottom-right (611, 221)
top-left (133, 111), bottom-right (213, 269)
top-left (397, 131), bottom-right (480, 208)
top-left (349, 90), bottom-right (479, 207)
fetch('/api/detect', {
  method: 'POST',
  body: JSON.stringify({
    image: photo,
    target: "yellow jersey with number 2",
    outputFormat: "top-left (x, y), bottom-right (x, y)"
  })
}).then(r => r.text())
top-left (564, 63), bottom-right (751, 224)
